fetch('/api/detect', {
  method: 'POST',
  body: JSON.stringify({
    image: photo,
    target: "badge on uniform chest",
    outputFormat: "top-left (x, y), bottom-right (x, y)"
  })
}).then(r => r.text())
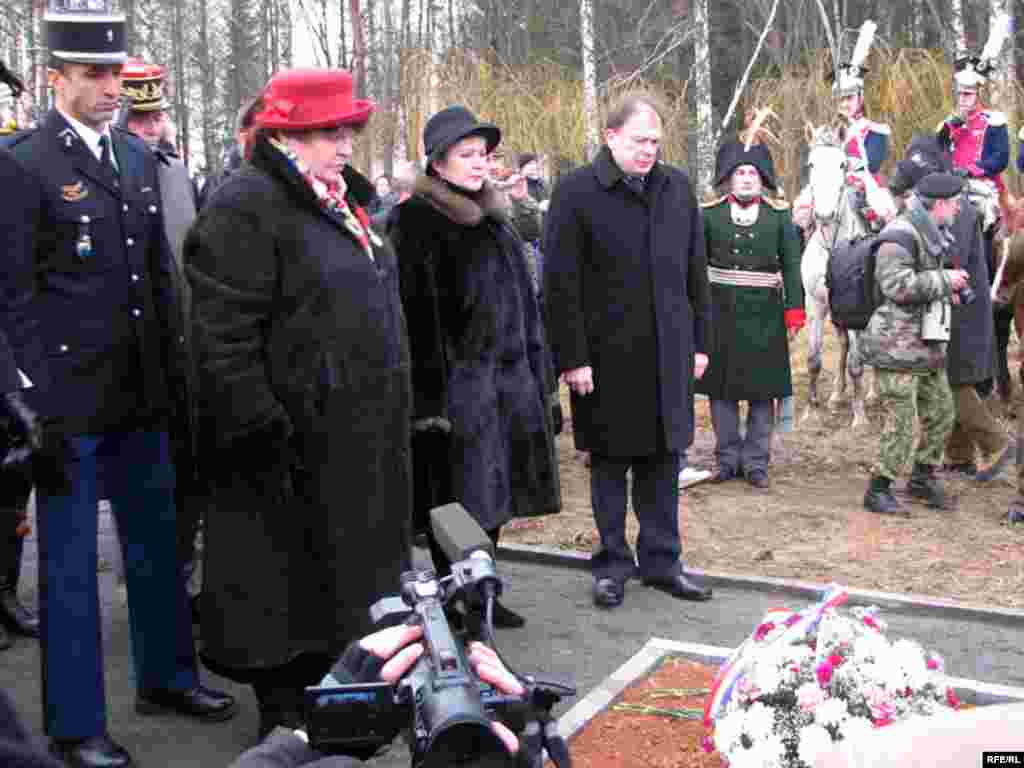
top-left (76, 215), bottom-right (93, 260)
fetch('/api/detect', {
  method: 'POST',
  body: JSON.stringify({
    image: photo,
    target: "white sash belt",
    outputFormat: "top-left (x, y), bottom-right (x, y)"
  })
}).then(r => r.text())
top-left (708, 266), bottom-right (782, 289)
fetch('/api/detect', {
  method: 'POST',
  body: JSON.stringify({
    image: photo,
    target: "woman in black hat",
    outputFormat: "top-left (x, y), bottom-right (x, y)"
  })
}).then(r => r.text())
top-left (388, 106), bottom-right (560, 629)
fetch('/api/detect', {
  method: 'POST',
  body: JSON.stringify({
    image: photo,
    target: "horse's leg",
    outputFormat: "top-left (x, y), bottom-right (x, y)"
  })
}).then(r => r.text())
top-left (802, 293), bottom-right (827, 425)
top-left (848, 330), bottom-right (868, 430)
top-left (828, 323), bottom-right (849, 410)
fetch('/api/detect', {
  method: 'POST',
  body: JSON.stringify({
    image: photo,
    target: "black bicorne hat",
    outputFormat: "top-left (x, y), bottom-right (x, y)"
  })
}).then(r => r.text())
top-left (714, 141), bottom-right (778, 191)
top-left (46, 6), bottom-right (127, 65)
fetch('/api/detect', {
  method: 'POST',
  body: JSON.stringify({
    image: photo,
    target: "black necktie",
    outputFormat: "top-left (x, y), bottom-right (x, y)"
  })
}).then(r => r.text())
top-left (623, 175), bottom-right (646, 196)
top-left (98, 135), bottom-right (115, 173)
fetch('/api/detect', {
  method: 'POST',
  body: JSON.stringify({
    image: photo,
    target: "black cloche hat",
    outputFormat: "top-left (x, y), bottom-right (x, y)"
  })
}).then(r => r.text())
top-left (423, 105), bottom-right (501, 160)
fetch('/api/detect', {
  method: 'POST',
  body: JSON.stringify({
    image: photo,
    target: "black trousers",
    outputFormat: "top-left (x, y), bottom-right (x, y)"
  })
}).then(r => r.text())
top-left (589, 452), bottom-right (681, 583)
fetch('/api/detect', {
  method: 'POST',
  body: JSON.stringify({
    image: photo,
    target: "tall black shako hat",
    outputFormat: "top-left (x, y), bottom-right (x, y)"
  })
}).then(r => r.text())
top-left (46, 0), bottom-right (127, 66)
top-left (714, 141), bottom-right (778, 191)
top-left (423, 105), bottom-right (500, 161)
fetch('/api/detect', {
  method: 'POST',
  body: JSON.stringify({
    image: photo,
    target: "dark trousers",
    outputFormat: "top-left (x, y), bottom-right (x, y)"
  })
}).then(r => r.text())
top-left (710, 399), bottom-right (774, 474)
top-left (589, 452), bottom-right (681, 583)
top-left (37, 430), bottom-right (197, 739)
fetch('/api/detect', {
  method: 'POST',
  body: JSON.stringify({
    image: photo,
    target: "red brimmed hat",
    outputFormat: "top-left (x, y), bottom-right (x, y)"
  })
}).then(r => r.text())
top-left (255, 69), bottom-right (375, 130)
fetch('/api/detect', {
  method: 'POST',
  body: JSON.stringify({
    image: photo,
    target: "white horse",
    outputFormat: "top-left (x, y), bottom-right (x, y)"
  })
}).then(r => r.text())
top-left (796, 125), bottom-right (879, 430)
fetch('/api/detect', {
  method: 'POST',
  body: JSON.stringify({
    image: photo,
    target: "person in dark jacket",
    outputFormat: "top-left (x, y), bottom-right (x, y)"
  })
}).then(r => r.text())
top-left (889, 136), bottom-right (1013, 482)
top-left (543, 93), bottom-right (713, 609)
top-left (388, 105), bottom-right (561, 630)
top-left (185, 68), bottom-right (413, 738)
top-left (1, 12), bottom-right (236, 766)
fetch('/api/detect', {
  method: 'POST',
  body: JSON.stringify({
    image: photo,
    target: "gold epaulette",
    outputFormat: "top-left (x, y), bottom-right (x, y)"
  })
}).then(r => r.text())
top-left (763, 196), bottom-right (790, 211)
top-left (700, 194), bottom-right (728, 209)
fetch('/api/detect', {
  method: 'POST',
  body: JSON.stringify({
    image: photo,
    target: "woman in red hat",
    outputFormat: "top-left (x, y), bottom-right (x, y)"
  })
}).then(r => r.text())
top-left (184, 68), bottom-right (413, 737)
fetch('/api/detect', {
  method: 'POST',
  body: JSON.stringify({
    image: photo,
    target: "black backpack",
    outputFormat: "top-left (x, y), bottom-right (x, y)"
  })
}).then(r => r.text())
top-left (826, 235), bottom-right (882, 331)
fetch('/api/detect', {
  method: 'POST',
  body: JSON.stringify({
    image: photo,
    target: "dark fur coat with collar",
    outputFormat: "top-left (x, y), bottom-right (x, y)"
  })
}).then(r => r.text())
top-left (389, 174), bottom-right (560, 532)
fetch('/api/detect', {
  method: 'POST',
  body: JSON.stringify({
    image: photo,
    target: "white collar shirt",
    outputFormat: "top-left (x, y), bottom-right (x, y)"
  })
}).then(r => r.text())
top-left (58, 108), bottom-right (117, 169)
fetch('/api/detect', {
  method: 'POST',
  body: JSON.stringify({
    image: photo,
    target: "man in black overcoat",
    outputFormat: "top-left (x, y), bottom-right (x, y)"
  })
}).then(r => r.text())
top-left (543, 94), bottom-right (713, 608)
top-left (0, 10), bottom-right (233, 767)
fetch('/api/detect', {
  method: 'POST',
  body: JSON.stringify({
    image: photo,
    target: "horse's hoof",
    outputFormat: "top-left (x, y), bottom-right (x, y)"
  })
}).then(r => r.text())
top-left (827, 392), bottom-right (844, 410)
top-left (800, 407), bottom-right (821, 427)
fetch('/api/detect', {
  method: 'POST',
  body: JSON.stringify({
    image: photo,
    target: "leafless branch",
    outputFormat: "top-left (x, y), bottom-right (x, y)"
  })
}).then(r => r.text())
top-left (720, 0), bottom-right (780, 133)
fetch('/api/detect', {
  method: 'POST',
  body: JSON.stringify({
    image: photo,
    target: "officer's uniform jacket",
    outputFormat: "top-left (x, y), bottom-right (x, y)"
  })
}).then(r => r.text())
top-left (695, 195), bottom-right (803, 402)
top-left (0, 110), bottom-right (182, 435)
top-left (845, 116), bottom-right (890, 179)
top-left (941, 109), bottom-right (1010, 182)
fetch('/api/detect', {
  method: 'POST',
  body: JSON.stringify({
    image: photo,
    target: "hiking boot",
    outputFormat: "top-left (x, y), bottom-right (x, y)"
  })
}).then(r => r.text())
top-left (908, 463), bottom-right (957, 510)
top-left (1008, 496), bottom-right (1024, 525)
top-left (975, 442), bottom-right (1015, 482)
top-left (863, 476), bottom-right (905, 515)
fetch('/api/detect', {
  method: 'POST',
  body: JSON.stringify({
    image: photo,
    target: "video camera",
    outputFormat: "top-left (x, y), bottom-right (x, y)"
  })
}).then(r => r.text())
top-left (304, 503), bottom-right (576, 768)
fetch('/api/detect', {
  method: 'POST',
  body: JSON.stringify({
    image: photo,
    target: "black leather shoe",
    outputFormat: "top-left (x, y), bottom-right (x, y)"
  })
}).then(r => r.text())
top-left (864, 488), bottom-right (906, 515)
top-left (50, 734), bottom-right (134, 768)
top-left (490, 599), bottom-right (526, 628)
top-left (746, 469), bottom-right (770, 489)
top-left (136, 685), bottom-right (237, 722)
top-left (593, 577), bottom-right (624, 607)
top-left (710, 467), bottom-right (737, 484)
top-left (642, 570), bottom-right (712, 601)
top-left (0, 587), bottom-right (39, 637)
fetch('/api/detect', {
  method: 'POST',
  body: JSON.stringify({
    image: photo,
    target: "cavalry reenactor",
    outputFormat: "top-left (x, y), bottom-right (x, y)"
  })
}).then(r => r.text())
top-left (0, 7), bottom-right (234, 767)
top-left (698, 138), bottom-right (804, 489)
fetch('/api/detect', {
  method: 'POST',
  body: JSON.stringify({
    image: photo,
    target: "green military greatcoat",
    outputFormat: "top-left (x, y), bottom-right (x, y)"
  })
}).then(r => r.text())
top-left (695, 195), bottom-right (803, 402)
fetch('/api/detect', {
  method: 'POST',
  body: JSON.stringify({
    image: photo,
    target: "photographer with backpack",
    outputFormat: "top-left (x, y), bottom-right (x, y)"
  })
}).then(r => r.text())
top-left (859, 172), bottom-right (970, 515)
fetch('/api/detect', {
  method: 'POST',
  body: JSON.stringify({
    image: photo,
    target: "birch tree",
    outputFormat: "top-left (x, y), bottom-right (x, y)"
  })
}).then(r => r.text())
top-left (580, 0), bottom-right (599, 161)
top-left (950, 0), bottom-right (966, 59)
top-left (692, 0), bottom-right (714, 194)
top-left (986, 2), bottom-right (1011, 117)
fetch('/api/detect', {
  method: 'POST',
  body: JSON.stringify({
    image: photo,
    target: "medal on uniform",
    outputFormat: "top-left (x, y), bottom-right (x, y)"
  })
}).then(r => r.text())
top-left (76, 215), bottom-right (93, 260)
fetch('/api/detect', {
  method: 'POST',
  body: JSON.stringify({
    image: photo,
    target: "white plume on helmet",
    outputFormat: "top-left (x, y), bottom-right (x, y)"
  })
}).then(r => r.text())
top-left (833, 20), bottom-right (877, 97)
top-left (955, 13), bottom-right (1011, 91)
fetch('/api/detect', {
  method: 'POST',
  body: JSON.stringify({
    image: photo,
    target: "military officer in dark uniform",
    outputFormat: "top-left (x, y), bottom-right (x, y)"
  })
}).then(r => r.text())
top-left (0, 9), bottom-right (234, 768)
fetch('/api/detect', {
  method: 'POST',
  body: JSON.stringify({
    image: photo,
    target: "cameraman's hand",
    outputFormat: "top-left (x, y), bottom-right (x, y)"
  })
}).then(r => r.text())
top-left (334, 623), bottom-right (426, 684)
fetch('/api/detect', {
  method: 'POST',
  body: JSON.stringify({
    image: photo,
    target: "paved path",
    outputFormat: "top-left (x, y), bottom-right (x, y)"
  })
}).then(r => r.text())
top-left (1, 511), bottom-right (1021, 767)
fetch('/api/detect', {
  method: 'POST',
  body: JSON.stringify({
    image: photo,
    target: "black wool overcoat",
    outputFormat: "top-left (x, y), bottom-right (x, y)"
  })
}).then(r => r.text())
top-left (185, 136), bottom-right (412, 673)
top-left (388, 175), bottom-right (560, 534)
top-left (542, 147), bottom-right (711, 457)
top-left (947, 202), bottom-right (995, 386)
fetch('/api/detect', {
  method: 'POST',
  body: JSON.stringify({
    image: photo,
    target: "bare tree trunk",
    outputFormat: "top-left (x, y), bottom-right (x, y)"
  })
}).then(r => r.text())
top-left (693, 0), bottom-right (714, 194)
top-left (580, 0), bottom-right (599, 161)
top-left (170, 0), bottom-right (189, 163)
top-left (196, 0), bottom-right (218, 173)
top-left (349, 0), bottom-right (367, 96)
top-left (987, 0), bottom-right (1012, 114)
top-left (949, 0), bottom-right (966, 57)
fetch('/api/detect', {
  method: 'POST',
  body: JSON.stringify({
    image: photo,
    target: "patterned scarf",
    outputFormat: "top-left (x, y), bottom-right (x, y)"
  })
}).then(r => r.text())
top-left (269, 137), bottom-right (381, 261)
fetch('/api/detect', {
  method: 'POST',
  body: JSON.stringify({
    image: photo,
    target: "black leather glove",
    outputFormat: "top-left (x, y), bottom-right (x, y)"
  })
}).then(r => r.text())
top-left (2, 392), bottom-right (41, 453)
top-left (329, 637), bottom-right (389, 685)
top-left (550, 397), bottom-right (564, 436)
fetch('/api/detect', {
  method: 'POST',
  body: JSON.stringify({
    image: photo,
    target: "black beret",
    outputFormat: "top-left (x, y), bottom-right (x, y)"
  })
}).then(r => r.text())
top-left (890, 134), bottom-right (952, 196)
top-left (916, 172), bottom-right (963, 200)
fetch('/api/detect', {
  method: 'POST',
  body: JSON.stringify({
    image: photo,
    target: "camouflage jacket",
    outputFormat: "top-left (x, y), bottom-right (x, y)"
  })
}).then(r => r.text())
top-left (860, 215), bottom-right (954, 372)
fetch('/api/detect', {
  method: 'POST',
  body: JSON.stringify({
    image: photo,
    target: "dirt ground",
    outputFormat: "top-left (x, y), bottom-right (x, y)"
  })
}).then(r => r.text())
top-left (503, 331), bottom-right (1024, 609)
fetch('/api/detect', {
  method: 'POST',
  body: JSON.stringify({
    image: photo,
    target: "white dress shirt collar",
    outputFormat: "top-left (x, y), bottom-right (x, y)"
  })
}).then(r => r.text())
top-left (58, 108), bottom-right (113, 165)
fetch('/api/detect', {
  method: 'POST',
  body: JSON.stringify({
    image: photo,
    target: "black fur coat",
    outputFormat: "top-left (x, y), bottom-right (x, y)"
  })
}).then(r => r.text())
top-left (389, 175), bottom-right (560, 532)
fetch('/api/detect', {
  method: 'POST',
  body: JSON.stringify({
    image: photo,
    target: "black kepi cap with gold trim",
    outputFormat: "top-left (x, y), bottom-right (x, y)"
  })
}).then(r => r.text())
top-left (46, 1), bottom-right (127, 65)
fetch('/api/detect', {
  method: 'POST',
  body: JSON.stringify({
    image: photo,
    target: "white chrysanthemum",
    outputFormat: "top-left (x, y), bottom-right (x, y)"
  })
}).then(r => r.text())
top-left (714, 711), bottom-right (745, 752)
top-left (814, 697), bottom-right (849, 728)
top-left (853, 632), bottom-right (889, 663)
top-left (751, 660), bottom-right (784, 695)
top-left (797, 723), bottom-right (835, 766)
top-left (744, 701), bottom-right (777, 742)
top-left (839, 716), bottom-right (875, 743)
top-left (760, 732), bottom-right (787, 765)
top-left (891, 639), bottom-right (930, 689)
top-left (728, 743), bottom-right (777, 768)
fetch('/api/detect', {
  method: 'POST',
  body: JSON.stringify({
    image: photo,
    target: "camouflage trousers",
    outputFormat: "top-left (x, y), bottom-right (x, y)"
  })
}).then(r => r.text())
top-left (874, 369), bottom-right (954, 480)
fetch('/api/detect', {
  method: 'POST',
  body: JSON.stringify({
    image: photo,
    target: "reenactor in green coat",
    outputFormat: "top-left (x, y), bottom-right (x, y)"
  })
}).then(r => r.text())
top-left (697, 140), bottom-right (804, 489)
